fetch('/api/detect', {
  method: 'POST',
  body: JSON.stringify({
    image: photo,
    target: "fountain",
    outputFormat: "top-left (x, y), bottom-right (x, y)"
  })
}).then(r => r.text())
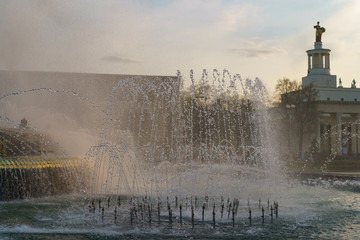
top-left (0, 70), bottom-right (359, 239)
top-left (0, 118), bottom-right (87, 200)
top-left (86, 69), bottom-right (278, 196)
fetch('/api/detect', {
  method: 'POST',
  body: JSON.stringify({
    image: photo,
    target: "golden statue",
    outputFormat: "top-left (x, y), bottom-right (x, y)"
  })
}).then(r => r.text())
top-left (314, 21), bottom-right (326, 42)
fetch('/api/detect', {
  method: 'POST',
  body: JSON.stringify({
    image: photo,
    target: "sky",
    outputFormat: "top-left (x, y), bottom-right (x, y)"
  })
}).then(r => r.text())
top-left (1, 0), bottom-right (360, 94)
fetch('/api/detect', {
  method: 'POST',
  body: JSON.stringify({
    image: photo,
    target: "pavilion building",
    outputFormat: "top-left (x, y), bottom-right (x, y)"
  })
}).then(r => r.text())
top-left (300, 22), bottom-right (360, 158)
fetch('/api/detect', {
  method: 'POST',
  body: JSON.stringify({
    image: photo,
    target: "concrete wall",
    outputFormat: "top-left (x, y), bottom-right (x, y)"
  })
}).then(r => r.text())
top-left (317, 87), bottom-right (360, 102)
top-left (0, 71), bottom-right (179, 156)
top-left (0, 161), bottom-right (87, 201)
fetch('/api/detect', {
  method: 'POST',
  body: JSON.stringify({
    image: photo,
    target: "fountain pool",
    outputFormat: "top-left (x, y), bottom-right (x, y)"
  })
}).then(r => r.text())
top-left (0, 70), bottom-right (360, 239)
top-left (0, 179), bottom-right (359, 239)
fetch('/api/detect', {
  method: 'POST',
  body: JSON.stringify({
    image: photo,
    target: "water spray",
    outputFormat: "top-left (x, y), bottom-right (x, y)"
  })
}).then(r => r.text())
top-left (235, 199), bottom-right (239, 216)
top-left (90, 199), bottom-right (96, 213)
top-left (212, 204), bottom-right (216, 229)
top-left (169, 208), bottom-right (173, 228)
top-left (227, 203), bottom-right (232, 219)
top-left (179, 204), bottom-right (183, 224)
top-left (248, 207), bottom-right (252, 225)
top-left (101, 206), bottom-right (105, 222)
top-left (221, 202), bottom-right (224, 219)
top-left (148, 204), bottom-right (152, 227)
top-left (157, 201), bottom-right (161, 224)
top-left (232, 207), bottom-right (235, 227)
top-left (117, 196), bottom-right (121, 207)
top-left (130, 207), bottom-right (134, 227)
top-left (140, 203), bottom-right (144, 220)
top-left (114, 207), bottom-right (117, 224)
top-left (259, 198), bottom-right (261, 209)
top-left (191, 205), bottom-right (195, 229)
top-left (202, 203), bottom-right (205, 222)
top-left (133, 202), bottom-right (138, 219)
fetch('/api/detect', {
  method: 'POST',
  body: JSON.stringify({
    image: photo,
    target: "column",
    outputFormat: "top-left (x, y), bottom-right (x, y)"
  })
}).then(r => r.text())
top-left (312, 54), bottom-right (315, 68)
top-left (351, 115), bottom-right (357, 156)
top-left (308, 55), bottom-right (311, 70)
top-left (357, 114), bottom-right (360, 159)
top-left (319, 53), bottom-right (322, 68)
top-left (330, 115), bottom-right (337, 152)
top-left (315, 114), bottom-right (321, 152)
top-left (325, 54), bottom-right (329, 69)
top-left (336, 113), bottom-right (342, 154)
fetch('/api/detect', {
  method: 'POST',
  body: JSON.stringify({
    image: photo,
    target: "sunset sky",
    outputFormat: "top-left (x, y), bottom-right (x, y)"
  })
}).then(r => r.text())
top-left (1, 0), bottom-right (360, 93)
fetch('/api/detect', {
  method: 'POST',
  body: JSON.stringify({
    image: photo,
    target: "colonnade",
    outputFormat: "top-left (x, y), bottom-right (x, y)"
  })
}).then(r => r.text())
top-left (316, 113), bottom-right (360, 157)
top-left (308, 53), bottom-right (330, 70)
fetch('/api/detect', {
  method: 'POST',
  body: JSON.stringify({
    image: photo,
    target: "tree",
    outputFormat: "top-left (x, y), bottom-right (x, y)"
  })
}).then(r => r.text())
top-left (272, 78), bottom-right (301, 155)
top-left (281, 84), bottom-right (318, 154)
top-left (273, 78), bottom-right (300, 104)
top-left (0, 140), bottom-right (6, 156)
top-left (19, 118), bottom-right (29, 129)
top-left (180, 83), bottom-right (257, 163)
top-left (292, 84), bottom-right (318, 154)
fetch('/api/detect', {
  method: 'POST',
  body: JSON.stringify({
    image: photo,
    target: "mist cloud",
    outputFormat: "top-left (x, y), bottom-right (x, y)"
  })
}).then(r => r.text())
top-left (230, 47), bottom-right (287, 58)
top-left (101, 55), bottom-right (141, 64)
top-left (0, 0), bottom-right (359, 91)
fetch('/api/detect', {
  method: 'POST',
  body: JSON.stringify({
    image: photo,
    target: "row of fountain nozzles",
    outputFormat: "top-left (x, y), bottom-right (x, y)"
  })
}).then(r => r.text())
top-left (88, 195), bottom-right (279, 228)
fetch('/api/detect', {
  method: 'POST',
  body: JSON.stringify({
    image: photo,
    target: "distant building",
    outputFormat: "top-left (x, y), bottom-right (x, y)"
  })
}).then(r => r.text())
top-left (286, 22), bottom-right (360, 158)
top-left (0, 71), bottom-right (179, 159)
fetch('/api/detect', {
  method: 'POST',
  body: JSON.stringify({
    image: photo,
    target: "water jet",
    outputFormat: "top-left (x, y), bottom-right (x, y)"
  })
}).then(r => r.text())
top-left (1, 70), bottom-right (359, 239)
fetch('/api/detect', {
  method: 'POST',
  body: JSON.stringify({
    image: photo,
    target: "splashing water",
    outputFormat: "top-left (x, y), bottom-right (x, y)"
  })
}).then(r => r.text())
top-left (84, 69), bottom-right (282, 200)
top-left (1, 70), bottom-right (359, 239)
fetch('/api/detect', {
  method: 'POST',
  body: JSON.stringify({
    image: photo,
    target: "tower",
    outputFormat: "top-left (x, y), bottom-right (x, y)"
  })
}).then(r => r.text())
top-left (302, 21), bottom-right (337, 88)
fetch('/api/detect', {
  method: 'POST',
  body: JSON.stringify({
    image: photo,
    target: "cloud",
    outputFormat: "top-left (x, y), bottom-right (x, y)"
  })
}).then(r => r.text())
top-left (101, 55), bottom-right (141, 64)
top-left (229, 38), bottom-right (287, 58)
top-left (322, 0), bottom-right (360, 85)
top-left (0, 0), bottom-right (354, 91)
top-left (230, 47), bottom-right (286, 58)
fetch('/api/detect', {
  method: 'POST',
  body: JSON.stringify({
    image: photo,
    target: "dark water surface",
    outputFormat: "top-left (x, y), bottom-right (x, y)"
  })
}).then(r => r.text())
top-left (0, 179), bottom-right (359, 240)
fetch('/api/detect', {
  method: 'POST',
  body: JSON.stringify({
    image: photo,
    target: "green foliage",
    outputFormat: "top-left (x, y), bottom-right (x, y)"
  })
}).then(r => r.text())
top-left (19, 118), bottom-right (29, 129)
top-left (274, 78), bottom-right (300, 104)
top-left (0, 140), bottom-right (6, 156)
top-left (280, 83), bottom-right (318, 153)
top-left (180, 83), bottom-right (256, 149)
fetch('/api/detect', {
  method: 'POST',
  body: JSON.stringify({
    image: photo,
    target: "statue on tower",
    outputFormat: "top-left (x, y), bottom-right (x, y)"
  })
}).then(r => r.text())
top-left (314, 21), bottom-right (326, 42)
top-left (351, 79), bottom-right (356, 88)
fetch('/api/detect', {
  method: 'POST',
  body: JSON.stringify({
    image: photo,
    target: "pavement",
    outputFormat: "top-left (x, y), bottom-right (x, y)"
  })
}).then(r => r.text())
top-left (320, 171), bottom-right (360, 178)
top-left (296, 170), bottom-right (360, 179)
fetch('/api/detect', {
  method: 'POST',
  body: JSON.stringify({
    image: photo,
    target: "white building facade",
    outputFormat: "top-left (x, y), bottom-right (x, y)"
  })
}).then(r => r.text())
top-left (302, 22), bottom-right (360, 158)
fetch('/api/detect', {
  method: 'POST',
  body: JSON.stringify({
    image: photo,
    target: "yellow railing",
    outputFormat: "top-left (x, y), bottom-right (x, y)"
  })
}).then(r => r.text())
top-left (0, 157), bottom-right (82, 169)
